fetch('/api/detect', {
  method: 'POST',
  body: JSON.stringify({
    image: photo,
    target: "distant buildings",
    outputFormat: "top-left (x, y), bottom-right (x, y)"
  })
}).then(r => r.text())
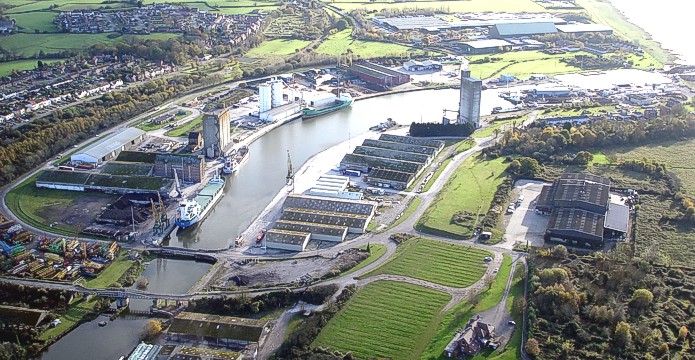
top-left (458, 70), bottom-right (482, 127)
top-left (202, 108), bottom-right (232, 158)
top-left (489, 21), bottom-right (558, 38)
top-left (349, 62), bottom-right (411, 88)
top-left (459, 39), bottom-right (513, 55)
top-left (70, 127), bottom-right (146, 164)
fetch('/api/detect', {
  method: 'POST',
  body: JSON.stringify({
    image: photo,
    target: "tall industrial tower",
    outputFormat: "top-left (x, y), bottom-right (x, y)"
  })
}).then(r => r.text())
top-left (458, 69), bottom-right (482, 128)
top-left (202, 108), bottom-right (232, 159)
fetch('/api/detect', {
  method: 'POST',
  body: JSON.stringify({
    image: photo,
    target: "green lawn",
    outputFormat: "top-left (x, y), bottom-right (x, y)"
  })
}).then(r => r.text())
top-left (418, 155), bottom-right (508, 239)
top-left (38, 297), bottom-right (99, 341)
top-left (316, 29), bottom-right (423, 58)
top-left (421, 254), bottom-right (515, 359)
top-left (313, 281), bottom-right (451, 360)
top-left (327, 0), bottom-right (545, 12)
top-left (164, 115), bottom-right (202, 137)
top-left (0, 58), bottom-right (65, 77)
top-left (10, 11), bottom-right (58, 33)
top-left (467, 51), bottom-right (585, 80)
top-left (474, 116), bottom-right (525, 139)
top-left (341, 244), bottom-right (387, 276)
top-left (246, 38), bottom-right (312, 57)
top-left (138, 110), bottom-right (192, 131)
top-left (82, 252), bottom-right (135, 289)
top-left (363, 238), bottom-right (491, 288)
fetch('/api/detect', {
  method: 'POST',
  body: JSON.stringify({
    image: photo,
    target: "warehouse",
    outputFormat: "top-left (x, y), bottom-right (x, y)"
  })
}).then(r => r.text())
top-left (459, 39), bottom-right (513, 55)
top-left (35, 170), bottom-right (175, 196)
top-left (274, 220), bottom-right (348, 242)
top-left (379, 134), bottom-right (444, 150)
top-left (362, 139), bottom-right (438, 156)
top-left (280, 209), bottom-right (371, 234)
top-left (71, 127), bottom-right (146, 164)
top-left (556, 23), bottom-right (613, 35)
top-left (340, 153), bottom-right (423, 175)
top-left (153, 153), bottom-right (206, 184)
top-left (353, 146), bottom-right (431, 165)
top-left (366, 168), bottom-right (415, 190)
top-left (537, 173), bottom-right (629, 248)
top-left (489, 22), bottom-right (557, 38)
top-left (168, 312), bottom-right (267, 347)
top-left (265, 229), bottom-right (311, 252)
top-left (284, 194), bottom-right (375, 216)
top-left (349, 62), bottom-right (411, 88)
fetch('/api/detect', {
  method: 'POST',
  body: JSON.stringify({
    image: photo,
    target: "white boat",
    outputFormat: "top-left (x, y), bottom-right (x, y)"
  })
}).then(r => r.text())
top-left (222, 146), bottom-right (250, 174)
top-left (175, 173), bottom-right (225, 229)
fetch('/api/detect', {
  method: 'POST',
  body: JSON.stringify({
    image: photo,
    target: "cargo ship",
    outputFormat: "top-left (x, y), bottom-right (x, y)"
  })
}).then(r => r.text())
top-left (222, 146), bottom-right (250, 174)
top-left (302, 93), bottom-right (353, 119)
top-left (175, 174), bottom-right (225, 229)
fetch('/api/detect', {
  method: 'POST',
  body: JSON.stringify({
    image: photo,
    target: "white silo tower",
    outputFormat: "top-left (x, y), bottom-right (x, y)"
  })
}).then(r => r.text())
top-left (258, 83), bottom-right (272, 113)
top-left (271, 79), bottom-right (284, 108)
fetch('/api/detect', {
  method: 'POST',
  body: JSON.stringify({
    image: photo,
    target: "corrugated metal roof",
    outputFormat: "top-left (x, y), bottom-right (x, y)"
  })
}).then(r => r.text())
top-left (463, 39), bottom-right (513, 49)
top-left (605, 203), bottom-right (629, 233)
top-left (556, 23), bottom-right (613, 33)
top-left (492, 22), bottom-right (557, 36)
top-left (77, 127), bottom-right (145, 161)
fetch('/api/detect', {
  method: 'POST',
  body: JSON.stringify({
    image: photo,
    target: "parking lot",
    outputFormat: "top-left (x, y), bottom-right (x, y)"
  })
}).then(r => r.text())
top-left (497, 180), bottom-right (550, 250)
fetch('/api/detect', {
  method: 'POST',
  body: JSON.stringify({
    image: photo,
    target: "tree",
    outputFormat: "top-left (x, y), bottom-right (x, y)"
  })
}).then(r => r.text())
top-left (135, 276), bottom-right (148, 290)
top-left (614, 321), bottom-right (632, 349)
top-left (573, 150), bottom-right (593, 165)
top-left (630, 289), bottom-right (654, 310)
top-left (525, 338), bottom-right (540, 357)
top-left (142, 320), bottom-right (163, 339)
top-left (679, 325), bottom-right (689, 339)
top-left (335, 19), bottom-right (349, 31)
top-left (552, 244), bottom-right (568, 259)
top-left (512, 296), bottom-right (526, 316)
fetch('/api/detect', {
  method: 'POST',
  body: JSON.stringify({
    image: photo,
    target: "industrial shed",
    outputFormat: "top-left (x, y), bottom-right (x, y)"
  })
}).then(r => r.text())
top-left (354, 146), bottom-right (431, 165)
top-left (379, 134), bottom-right (444, 150)
top-left (545, 208), bottom-right (605, 247)
top-left (284, 194), bottom-right (375, 216)
top-left (168, 312), bottom-right (267, 346)
top-left (35, 170), bottom-right (174, 196)
top-left (265, 229), bottom-right (311, 252)
top-left (71, 128), bottom-right (146, 164)
top-left (459, 39), bottom-right (513, 55)
top-left (280, 209), bottom-right (371, 234)
top-left (489, 22), bottom-right (557, 38)
top-left (349, 62), bottom-right (411, 88)
top-left (367, 168), bottom-right (415, 190)
top-left (340, 153), bottom-right (423, 175)
top-left (556, 23), bottom-right (613, 35)
top-left (154, 153), bottom-right (206, 184)
top-left (274, 220), bottom-right (348, 242)
top-left (362, 139), bottom-right (438, 156)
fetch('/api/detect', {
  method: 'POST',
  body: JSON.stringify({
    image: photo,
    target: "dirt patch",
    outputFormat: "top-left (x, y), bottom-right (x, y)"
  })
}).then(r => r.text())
top-left (212, 249), bottom-right (368, 289)
top-left (40, 193), bottom-right (117, 229)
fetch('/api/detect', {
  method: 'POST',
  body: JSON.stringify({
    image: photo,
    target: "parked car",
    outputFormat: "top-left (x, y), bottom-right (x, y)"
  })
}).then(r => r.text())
top-left (483, 257), bottom-right (493, 262)
top-left (508, 320), bottom-right (517, 326)
top-left (493, 268), bottom-right (499, 274)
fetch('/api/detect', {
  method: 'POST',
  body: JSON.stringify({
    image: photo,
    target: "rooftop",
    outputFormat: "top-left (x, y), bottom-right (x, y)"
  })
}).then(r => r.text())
top-left (547, 208), bottom-right (605, 239)
top-left (354, 146), bottom-right (430, 164)
top-left (281, 209), bottom-right (369, 229)
top-left (362, 139), bottom-right (438, 156)
top-left (379, 134), bottom-right (443, 149)
top-left (284, 194), bottom-right (375, 216)
top-left (556, 23), bottom-right (613, 33)
top-left (266, 229), bottom-right (311, 245)
top-left (462, 39), bottom-right (513, 49)
top-left (274, 220), bottom-right (348, 236)
top-left (368, 168), bottom-right (415, 184)
top-left (168, 312), bottom-right (266, 342)
top-left (341, 153), bottom-right (422, 174)
top-left (605, 202), bottom-right (629, 233)
top-left (492, 22), bottom-right (557, 36)
top-left (75, 127), bottom-right (145, 161)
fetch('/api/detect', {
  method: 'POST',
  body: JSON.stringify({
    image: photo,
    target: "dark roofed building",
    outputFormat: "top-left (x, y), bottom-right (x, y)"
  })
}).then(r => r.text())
top-left (154, 153), bottom-right (206, 183)
top-left (444, 315), bottom-right (495, 358)
top-left (188, 131), bottom-right (202, 150)
top-left (280, 209), bottom-right (370, 234)
top-left (340, 153), bottom-right (423, 175)
top-left (379, 134), bottom-right (444, 150)
top-left (367, 168), bottom-right (415, 190)
top-left (168, 312), bottom-right (267, 346)
top-left (265, 229), bottom-right (311, 252)
top-left (354, 146), bottom-right (430, 165)
top-left (349, 62), bottom-right (411, 88)
top-left (362, 139), bottom-right (438, 156)
top-left (546, 208), bottom-right (605, 247)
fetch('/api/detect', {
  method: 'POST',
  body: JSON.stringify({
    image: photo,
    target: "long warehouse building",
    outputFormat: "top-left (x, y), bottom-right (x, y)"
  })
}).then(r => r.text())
top-left (71, 127), bottom-right (146, 164)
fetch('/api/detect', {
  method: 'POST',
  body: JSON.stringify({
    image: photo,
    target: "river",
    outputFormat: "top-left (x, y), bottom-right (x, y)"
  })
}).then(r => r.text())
top-left (168, 87), bottom-right (516, 250)
top-left (608, 0), bottom-right (694, 64)
top-left (40, 259), bottom-right (211, 360)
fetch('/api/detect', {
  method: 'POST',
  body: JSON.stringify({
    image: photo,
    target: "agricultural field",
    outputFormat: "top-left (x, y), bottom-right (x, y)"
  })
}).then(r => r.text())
top-left (312, 281), bottom-right (450, 360)
top-left (363, 238), bottom-right (491, 288)
top-left (0, 58), bottom-right (65, 77)
top-left (245, 38), bottom-right (312, 57)
top-left (316, 29), bottom-right (424, 58)
top-left (467, 51), bottom-right (586, 80)
top-left (324, 0), bottom-right (545, 13)
top-left (9, 11), bottom-right (58, 33)
top-left (418, 155), bottom-right (509, 239)
top-left (0, 33), bottom-right (179, 57)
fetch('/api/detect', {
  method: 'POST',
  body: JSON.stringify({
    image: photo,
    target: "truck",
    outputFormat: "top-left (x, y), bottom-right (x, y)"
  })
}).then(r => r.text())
top-left (343, 169), bottom-right (361, 177)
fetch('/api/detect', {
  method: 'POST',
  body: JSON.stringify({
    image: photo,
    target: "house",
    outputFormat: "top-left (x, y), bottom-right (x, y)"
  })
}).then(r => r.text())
top-left (444, 315), bottom-right (496, 358)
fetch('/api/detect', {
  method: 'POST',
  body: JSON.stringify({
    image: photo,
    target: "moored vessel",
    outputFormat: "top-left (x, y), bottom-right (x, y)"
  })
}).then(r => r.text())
top-left (302, 93), bottom-right (353, 119)
top-left (175, 174), bottom-right (225, 229)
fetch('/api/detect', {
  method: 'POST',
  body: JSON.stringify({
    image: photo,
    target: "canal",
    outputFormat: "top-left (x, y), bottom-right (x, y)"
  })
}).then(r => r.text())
top-left (169, 88), bottom-right (513, 249)
top-left (40, 259), bottom-right (211, 360)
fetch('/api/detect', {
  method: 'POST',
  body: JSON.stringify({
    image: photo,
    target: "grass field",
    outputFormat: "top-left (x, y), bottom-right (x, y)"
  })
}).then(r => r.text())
top-left (316, 29), bottom-right (423, 58)
top-left (342, 244), bottom-right (387, 276)
top-left (326, 0), bottom-right (545, 12)
top-left (0, 33), bottom-right (179, 57)
top-left (38, 297), bottom-right (99, 341)
top-left (420, 254), bottom-right (515, 360)
top-left (245, 38), bottom-right (312, 57)
top-left (467, 51), bottom-right (584, 80)
top-left (576, 0), bottom-right (670, 66)
top-left (10, 11), bottom-right (58, 33)
top-left (418, 155), bottom-right (508, 239)
top-left (0, 58), bottom-right (65, 76)
top-left (363, 238), bottom-right (491, 288)
top-left (313, 281), bottom-right (451, 360)
top-left (137, 110), bottom-right (192, 131)
top-left (475, 115), bottom-right (525, 139)
top-left (83, 252), bottom-right (136, 288)
top-left (4, 174), bottom-right (99, 236)
top-left (164, 115), bottom-right (202, 137)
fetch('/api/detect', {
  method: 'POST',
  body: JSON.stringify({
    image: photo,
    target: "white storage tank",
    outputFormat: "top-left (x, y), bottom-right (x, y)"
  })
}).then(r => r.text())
top-left (259, 83), bottom-right (272, 113)
top-left (271, 80), bottom-right (284, 108)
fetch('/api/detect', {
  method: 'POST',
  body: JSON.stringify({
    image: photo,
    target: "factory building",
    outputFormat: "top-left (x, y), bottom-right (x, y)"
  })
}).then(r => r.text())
top-left (459, 39), bottom-right (513, 55)
top-left (280, 209), bottom-right (371, 234)
top-left (366, 168), bottom-right (415, 190)
top-left (459, 70), bottom-right (482, 127)
top-left (308, 175), bottom-right (362, 200)
top-left (556, 23), bottom-right (613, 35)
top-left (362, 138), bottom-right (439, 156)
top-left (379, 134), bottom-right (444, 150)
top-left (340, 153), bottom-right (423, 175)
top-left (168, 312), bottom-right (267, 347)
top-left (36, 170), bottom-right (175, 196)
top-left (274, 220), bottom-right (348, 242)
top-left (202, 108), bottom-right (231, 159)
top-left (258, 77), bottom-right (302, 123)
top-left (349, 62), bottom-right (411, 88)
top-left (353, 146), bottom-right (431, 165)
top-left (536, 173), bottom-right (630, 248)
top-left (265, 229), bottom-right (311, 252)
top-left (70, 127), bottom-right (146, 164)
top-left (153, 153), bottom-right (206, 184)
top-left (489, 22), bottom-right (557, 38)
